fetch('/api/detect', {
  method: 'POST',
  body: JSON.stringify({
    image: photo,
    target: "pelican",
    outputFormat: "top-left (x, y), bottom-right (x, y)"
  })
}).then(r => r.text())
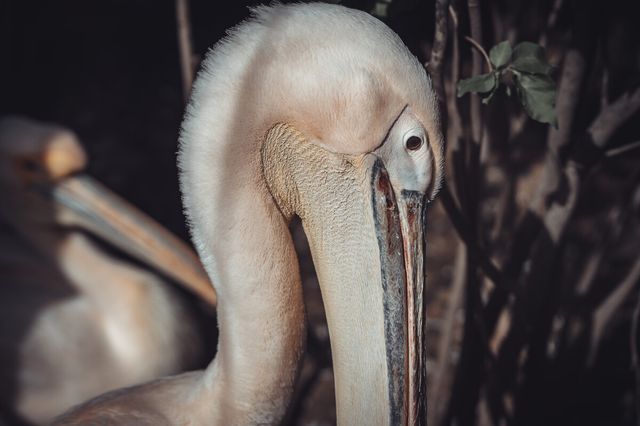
top-left (0, 117), bottom-right (216, 424)
top-left (55, 3), bottom-right (443, 424)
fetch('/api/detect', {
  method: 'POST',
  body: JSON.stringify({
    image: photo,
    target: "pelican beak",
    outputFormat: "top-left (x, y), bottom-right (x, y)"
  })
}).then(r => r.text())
top-left (42, 174), bottom-right (216, 306)
top-left (372, 159), bottom-right (427, 425)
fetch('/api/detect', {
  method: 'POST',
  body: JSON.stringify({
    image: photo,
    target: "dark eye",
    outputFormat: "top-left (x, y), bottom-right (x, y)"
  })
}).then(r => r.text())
top-left (405, 135), bottom-right (422, 151)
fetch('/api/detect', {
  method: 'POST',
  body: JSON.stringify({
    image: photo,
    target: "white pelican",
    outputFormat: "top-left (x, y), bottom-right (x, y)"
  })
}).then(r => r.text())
top-left (55, 3), bottom-right (443, 424)
top-left (0, 117), bottom-right (216, 424)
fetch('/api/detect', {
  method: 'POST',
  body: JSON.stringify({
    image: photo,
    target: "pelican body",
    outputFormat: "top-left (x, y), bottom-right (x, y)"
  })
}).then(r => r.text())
top-left (0, 117), bottom-right (214, 424)
top-left (55, 3), bottom-right (443, 425)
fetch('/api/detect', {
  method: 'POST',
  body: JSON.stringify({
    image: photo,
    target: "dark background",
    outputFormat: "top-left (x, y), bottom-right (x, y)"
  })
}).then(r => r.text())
top-left (2, 0), bottom-right (640, 425)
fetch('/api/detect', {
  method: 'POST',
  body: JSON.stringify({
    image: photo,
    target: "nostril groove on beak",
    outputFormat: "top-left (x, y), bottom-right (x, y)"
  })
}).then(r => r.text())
top-left (376, 163), bottom-right (398, 211)
top-left (385, 196), bottom-right (395, 210)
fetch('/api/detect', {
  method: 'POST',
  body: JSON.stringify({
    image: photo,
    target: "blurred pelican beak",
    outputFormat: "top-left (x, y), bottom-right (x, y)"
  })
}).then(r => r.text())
top-left (372, 160), bottom-right (427, 425)
top-left (45, 174), bottom-right (216, 306)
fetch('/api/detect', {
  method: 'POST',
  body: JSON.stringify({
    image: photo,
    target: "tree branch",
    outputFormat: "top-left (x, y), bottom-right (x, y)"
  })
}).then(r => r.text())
top-left (430, 0), bottom-right (451, 122)
top-left (464, 36), bottom-right (493, 72)
top-left (606, 140), bottom-right (640, 157)
top-left (631, 291), bottom-right (640, 426)
top-left (483, 48), bottom-right (589, 336)
top-left (467, 0), bottom-right (484, 147)
top-left (576, 174), bottom-right (640, 295)
top-left (429, 242), bottom-right (466, 425)
top-left (487, 84), bottom-right (640, 421)
top-left (439, 187), bottom-right (506, 289)
top-left (446, 5), bottom-right (463, 154)
top-left (589, 87), bottom-right (640, 147)
top-left (176, 0), bottom-right (195, 103)
top-left (539, 0), bottom-right (564, 47)
top-left (547, 49), bottom-right (586, 155)
top-left (588, 256), bottom-right (640, 365)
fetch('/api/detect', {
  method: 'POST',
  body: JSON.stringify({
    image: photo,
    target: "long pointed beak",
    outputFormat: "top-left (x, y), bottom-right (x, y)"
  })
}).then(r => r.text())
top-left (45, 174), bottom-right (216, 306)
top-left (372, 160), bottom-right (427, 425)
top-left (398, 190), bottom-right (427, 425)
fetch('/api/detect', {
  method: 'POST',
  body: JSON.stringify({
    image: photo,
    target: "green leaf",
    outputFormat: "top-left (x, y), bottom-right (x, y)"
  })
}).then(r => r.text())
top-left (457, 72), bottom-right (497, 97)
top-left (514, 72), bottom-right (557, 126)
top-left (511, 42), bottom-right (552, 75)
top-left (489, 41), bottom-right (512, 68)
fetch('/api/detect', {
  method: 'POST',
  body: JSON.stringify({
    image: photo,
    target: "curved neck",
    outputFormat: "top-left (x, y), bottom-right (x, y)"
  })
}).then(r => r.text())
top-left (181, 128), bottom-right (305, 423)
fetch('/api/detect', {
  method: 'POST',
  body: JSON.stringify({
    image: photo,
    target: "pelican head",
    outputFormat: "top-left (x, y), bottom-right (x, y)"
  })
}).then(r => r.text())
top-left (0, 116), bottom-right (214, 304)
top-left (179, 3), bottom-right (443, 424)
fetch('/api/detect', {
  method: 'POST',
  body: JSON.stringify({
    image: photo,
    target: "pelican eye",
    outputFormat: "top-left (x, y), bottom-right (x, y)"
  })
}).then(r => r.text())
top-left (405, 135), bottom-right (422, 151)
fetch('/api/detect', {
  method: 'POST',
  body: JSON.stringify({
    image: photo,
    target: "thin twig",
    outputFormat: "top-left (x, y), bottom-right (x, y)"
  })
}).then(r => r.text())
top-left (605, 140), bottom-right (640, 157)
top-left (176, 0), bottom-right (195, 103)
top-left (449, 5), bottom-right (460, 97)
top-left (438, 187), bottom-right (506, 289)
top-left (578, 175), bottom-right (640, 297)
top-left (587, 256), bottom-right (640, 365)
top-left (631, 291), bottom-right (640, 426)
top-left (575, 250), bottom-right (605, 296)
top-left (547, 49), bottom-right (586, 154)
top-left (430, 242), bottom-right (466, 425)
top-left (466, 0), bottom-right (486, 207)
top-left (446, 5), bottom-right (464, 192)
top-left (589, 86), bottom-right (640, 146)
top-left (429, 0), bottom-right (451, 115)
top-left (464, 36), bottom-right (493, 72)
top-left (600, 67), bottom-right (610, 109)
top-left (466, 0), bottom-right (487, 156)
top-left (539, 0), bottom-right (564, 47)
top-left (448, 5), bottom-right (458, 31)
top-left (546, 0), bottom-right (564, 30)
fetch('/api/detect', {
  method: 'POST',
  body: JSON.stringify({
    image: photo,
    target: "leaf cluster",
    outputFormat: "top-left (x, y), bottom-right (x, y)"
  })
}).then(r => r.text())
top-left (457, 41), bottom-right (558, 127)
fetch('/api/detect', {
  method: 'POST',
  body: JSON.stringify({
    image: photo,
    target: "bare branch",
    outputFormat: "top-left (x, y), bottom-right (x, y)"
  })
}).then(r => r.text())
top-left (588, 256), bottom-right (640, 365)
top-left (589, 86), bottom-right (640, 147)
top-left (600, 67), bottom-right (609, 109)
top-left (483, 48), bottom-right (588, 332)
top-left (631, 292), bottom-right (640, 425)
top-left (464, 36), bottom-right (493, 72)
top-left (575, 250), bottom-right (605, 296)
top-left (467, 0), bottom-right (484, 147)
top-left (546, 49), bottom-right (586, 155)
top-left (546, 0), bottom-right (564, 30)
top-left (606, 140), bottom-right (640, 157)
top-left (430, 0), bottom-right (451, 114)
top-left (429, 243), bottom-right (466, 425)
top-left (539, 0), bottom-right (564, 47)
top-left (446, 5), bottom-right (464, 160)
top-left (494, 82), bottom-right (640, 328)
top-left (487, 74), bottom-right (640, 420)
top-left (538, 85), bottom-right (640, 242)
top-left (577, 176), bottom-right (640, 295)
top-left (176, 0), bottom-right (195, 103)
top-left (438, 186), bottom-right (507, 289)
